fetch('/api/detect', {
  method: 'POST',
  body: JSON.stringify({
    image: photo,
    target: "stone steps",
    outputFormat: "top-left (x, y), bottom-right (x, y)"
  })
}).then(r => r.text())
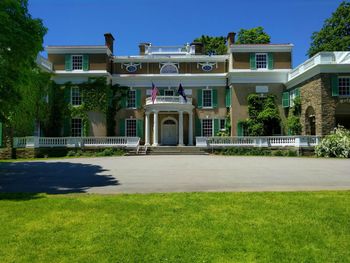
top-left (127, 146), bottom-right (208, 156)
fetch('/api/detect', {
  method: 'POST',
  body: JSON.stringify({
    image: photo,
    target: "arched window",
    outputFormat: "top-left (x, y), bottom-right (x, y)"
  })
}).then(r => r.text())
top-left (160, 63), bottom-right (178, 74)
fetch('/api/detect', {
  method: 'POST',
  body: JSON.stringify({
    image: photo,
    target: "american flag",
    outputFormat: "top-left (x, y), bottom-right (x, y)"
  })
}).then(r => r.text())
top-left (151, 82), bottom-right (158, 104)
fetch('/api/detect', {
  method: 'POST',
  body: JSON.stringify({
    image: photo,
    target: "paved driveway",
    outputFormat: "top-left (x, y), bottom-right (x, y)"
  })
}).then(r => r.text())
top-left (0, 156), bottom-right (350, 194)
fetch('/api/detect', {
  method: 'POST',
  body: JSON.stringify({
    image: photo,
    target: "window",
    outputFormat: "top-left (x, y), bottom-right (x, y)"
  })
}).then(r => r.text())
top-left (202, 119), bottom-right (213, 137)
top-left (289, 88), bottom-right (300, 107)
top-left (71, 118), bottom-right (82, 137)
top-left (126, 119), bottom-right (136, 137)
top-left (164, 89), bottom-right (174, 96)
top-left (72, 55), bottom-right (83, 70)
top-left (71, 87), bottom-right (82, 106)
top-left (203, 89), bottom-right (212, 108)
top-left (256, 53), bottom-right (267, 69)
top-left (219, 119), bottom-right (226, 131)
top-left (339, 77), bottom-right (350, 96)
top-left (127, 90), bottom-right (136, 108)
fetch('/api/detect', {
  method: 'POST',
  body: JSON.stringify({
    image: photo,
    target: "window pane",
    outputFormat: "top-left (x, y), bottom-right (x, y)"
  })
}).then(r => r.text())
top-left (203, 90), bottom-right (212, 107)
top-left (164, 90), bottom-right (174, 96)
top-left (220, 119), bottom-right (226, 130)
top-left (202, 119), bottom-right (213, 137)
top-left (256, 54), bottom-right (267, 69)
top-left (126, 119), bottom-right (136, 137)
top-left (72, 55), bottom-right (83, 70)
top-left (71, 118), bottom-right (82, 137)
top-left (127, 90), bottom-right (136, 108)
top-left (71, 87), bottom-right (82, 106)
top-left (339, 77), bottom-right (350, 96)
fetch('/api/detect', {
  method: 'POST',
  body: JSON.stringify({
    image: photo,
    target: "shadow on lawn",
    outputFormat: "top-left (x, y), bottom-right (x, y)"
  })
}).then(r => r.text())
top-left (0, 161), bottom-right (119, 196)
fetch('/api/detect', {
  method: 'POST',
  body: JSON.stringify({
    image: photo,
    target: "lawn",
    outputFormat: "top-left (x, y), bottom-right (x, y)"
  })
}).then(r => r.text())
top-left (0, 192), bottom-right (349, 262)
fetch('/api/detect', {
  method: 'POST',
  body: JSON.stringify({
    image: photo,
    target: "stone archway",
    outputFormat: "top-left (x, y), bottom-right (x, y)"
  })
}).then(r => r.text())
top-left (305, 106), bottom-right (316, 135)
top-left (335, 103), bottom-right (350, 129)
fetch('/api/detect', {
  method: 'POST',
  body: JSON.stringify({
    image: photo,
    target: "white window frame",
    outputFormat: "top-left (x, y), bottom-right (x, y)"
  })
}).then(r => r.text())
top-left (255, 53), bottom-right (268, 70)
top-left (219, 119), bottom-right (226, 131)
top-left (338, 76), bottom-right (350, 97)
top-left (71, 118), bottom-right (82, 137)
top-left (202, 119), bottom-right (213, 137)
top-left (71, 55), bottom-right (83, 71)
top-left (127, 90), bottom-right (136, 109)
top-left (202, 89), bottom-right (213, 108)
top-left (125, 119), bottom-right (137, 137)
top-left (71, 86), bottom-right (82, 106)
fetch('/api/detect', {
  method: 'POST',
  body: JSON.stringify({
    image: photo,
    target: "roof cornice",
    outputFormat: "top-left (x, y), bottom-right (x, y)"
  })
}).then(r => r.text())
top-left (46, 46), bottom-right (112, 56)
top-left (230, 44), bottom-right (293, 53)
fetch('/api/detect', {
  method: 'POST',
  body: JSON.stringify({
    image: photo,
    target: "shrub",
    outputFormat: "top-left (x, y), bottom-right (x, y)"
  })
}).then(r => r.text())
top-left (315, 126), bottom-right (350, 158)
top-left (67, 150), bottom-right (76, 157)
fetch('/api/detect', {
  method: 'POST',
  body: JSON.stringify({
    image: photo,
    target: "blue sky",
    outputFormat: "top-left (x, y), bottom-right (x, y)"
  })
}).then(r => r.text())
top-left (29, 0), bottom-right (344, 67)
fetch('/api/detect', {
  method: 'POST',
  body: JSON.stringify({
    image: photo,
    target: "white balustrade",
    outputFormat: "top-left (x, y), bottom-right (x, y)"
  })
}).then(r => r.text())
top-left (13, 136), bottom-right (140, 149)
top-left (196, 136), bottom-right (322, 148)
top-left (145, 96), bottom-right (192, 105)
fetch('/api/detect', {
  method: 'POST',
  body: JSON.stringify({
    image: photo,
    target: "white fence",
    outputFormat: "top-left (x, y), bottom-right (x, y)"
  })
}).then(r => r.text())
top-left (196, 136), bottom-right (321, 148)
top-left (13, 136), bottom-right (140, 149)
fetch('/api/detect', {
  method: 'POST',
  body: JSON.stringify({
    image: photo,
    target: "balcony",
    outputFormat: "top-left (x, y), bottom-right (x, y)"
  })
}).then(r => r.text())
top-left (145, 95), bottom-right (192, 105)
top-left (145, 44), bottom-right (195, 56)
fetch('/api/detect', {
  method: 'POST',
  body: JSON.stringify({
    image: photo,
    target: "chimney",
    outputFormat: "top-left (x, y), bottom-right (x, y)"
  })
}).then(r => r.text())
top-left (190, 42), bottom-right (204, 55)
top-left (139, 43), bottom-right (151, 55)
top-left (104, 33), bottom-right (115, 53)
top-left (227, 32), bottom-right (236, 46)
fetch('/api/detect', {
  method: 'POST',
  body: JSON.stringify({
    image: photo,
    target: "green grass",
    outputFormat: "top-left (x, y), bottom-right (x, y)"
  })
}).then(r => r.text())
top-left (0, 192), bottom-right (349, 262)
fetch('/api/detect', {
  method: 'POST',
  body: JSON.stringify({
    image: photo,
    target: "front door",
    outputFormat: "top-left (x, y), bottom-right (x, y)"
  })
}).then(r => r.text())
top-left (162, 119), bottom-right (177, 145)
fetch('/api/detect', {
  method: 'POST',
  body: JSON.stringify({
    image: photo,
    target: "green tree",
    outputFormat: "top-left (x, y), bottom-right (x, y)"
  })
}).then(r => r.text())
top-left (308, 1), bottom-right (350, 57)
top-left (0, 0), bottom-right (47, 145)
top-left (193, 35), bottom-right (227, 55)
top-left (236, 27), bottom-right (271, 44)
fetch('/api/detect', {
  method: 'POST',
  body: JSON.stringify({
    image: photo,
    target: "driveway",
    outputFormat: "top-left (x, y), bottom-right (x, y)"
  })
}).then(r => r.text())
top-left (0, 156), bottom-right (350, 194)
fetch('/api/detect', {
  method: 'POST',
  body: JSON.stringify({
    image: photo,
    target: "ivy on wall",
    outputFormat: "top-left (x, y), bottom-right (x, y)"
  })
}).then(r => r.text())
top-left (286, 96), bottom-right (302, 135)
top-left (239, 94), bottom-right (281, 136)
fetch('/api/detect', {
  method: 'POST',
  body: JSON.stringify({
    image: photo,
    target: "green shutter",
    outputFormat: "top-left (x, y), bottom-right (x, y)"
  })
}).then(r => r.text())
top-left (268, 53), bottom-right (274, 70)
top-left (195, 117), bottom-right (202, 136)
top-left (83, 55), bottom-right (89, 71)
top-left (159, 88), bottom-right (164, 96)
top-left (295, 87), bottom-right (300, 97)
top-left (197, 89), bottom-right (203, 109)
top-left (65, 55), bottom-right (72, 71)
top-left (119, 119), bottom-right (125, 136)
top-left (282, 91), bottom-right (290, 108)
top-left (237, 122), bottom-right (243, 137)
top-left (331, 75), bottom-right (339, 96)
top-left (214, 119), bottom-right (219, 136)
top-left (120, 95), bottom-right (127, 108)
top-left (250, 53), bottom-right (256, 70)
top-left (0, 122), bottom-right (3, 147)
top-left (137, 119), bottom-right (144, 139)
top-left (212, 89), bottom-right (218, 108)
top-left (225, 88), bottom-right (232, 107)
top-left (64, 87), bottom-right (71, 104)
top-left (63, 118), bottom-right (71, 136)
top-left (136, 89), bottom-right (142, 109)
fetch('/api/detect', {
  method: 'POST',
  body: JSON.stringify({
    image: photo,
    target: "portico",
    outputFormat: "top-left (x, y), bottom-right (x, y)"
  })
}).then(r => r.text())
top-left (144, 96), bottom-right (194, 146)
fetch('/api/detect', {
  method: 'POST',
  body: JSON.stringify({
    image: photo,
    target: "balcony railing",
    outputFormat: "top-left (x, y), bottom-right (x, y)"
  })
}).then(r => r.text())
top-left (36, 55), bottom-right (53, 71)
top-left (145, 95), bottom-right (192, 105)
top-left (13, 136), bottom-right (140, 149)
top-left (145, 45), bottom-right (195, 55)
top-left (196, 136), bottom-right (322, 148)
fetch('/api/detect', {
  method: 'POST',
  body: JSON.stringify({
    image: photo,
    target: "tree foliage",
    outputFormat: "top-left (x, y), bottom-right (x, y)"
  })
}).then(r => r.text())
top-left (0, 0), bottom-right (47, 123)
top-left (236, 27), bottom-right (271, 44)
top-left (286, 96), bottom-right (302, 135)
top-left (315, 126), bottom-right (350, 158)
top-left (193, 35), bottom-right (227, 55)
top-left (308, 1), bottom-right (350, 57)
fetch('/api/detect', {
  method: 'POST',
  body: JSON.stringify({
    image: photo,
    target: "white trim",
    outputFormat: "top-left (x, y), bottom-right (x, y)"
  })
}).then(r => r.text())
top-left (46, 46), bottom-right (112, 56)
top-left (202, 89), bottom-right (213, 109)
top-left (125, 118), bottom-right (137, 137)
top-left (255, 53), bottom-right (268, 70)
top-left (161, 117), bottom-right (178, 145)
top-left (113, 55), bottom-right (228, 63)
top-left (229, 44), bottom-right (293, 53)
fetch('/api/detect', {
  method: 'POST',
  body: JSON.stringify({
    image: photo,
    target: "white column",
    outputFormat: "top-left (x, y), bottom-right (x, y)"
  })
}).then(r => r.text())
top-left (188, 111), bottom-right (193, 146)
top-left (178, 111), bottom-right (184, 146)
top-left (153, 111), bottom-right (159, 146)
top-left (145, 112), bottom-right (150, 146)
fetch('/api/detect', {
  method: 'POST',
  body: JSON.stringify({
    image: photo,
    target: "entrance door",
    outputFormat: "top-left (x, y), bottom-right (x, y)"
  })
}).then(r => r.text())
top-left (162, 119), bottom-right (177, 145)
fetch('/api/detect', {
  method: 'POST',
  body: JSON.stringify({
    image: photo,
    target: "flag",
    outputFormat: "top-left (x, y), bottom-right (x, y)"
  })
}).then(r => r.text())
top-left (151, 82), bottom-right (158, 104)
top-left (177, 83), bottom-right (187, 102)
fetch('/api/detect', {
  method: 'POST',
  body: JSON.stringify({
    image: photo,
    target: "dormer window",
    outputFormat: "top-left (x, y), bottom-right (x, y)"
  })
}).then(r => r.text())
top-left (72, 55), bottom-right (83, 70)
top-left (256, 53), bottom-right (267, 69)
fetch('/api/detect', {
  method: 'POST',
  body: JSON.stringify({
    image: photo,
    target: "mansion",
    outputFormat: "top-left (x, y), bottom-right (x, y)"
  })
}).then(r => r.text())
top-left (41, 32), bottom-right (350, 146)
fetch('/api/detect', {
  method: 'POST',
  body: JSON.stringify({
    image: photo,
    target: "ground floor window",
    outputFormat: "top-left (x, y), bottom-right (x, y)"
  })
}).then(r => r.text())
top-left (71, 118), bottom-right (82, 137)
top-left (202, 119), bottom-right (213, 137)
top-left (339, 77), bottom-right (350, 96)
top-left (126, 119), bottom-right (137, 137)
top-left (219, 119), bottom-right (226, 131)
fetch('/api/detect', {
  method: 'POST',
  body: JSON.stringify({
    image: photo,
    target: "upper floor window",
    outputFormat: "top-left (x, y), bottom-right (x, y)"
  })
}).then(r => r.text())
top-left (164, 89), bottom-right (174, 96)
top-left (126, 119), bottom-right (137, 137)
top-left (256, 53), bottom-right (267, 69)
top-left (160, 63), bottom-right (179, 74)
top-left (339, 77), bottom-right (350, 96)
top-left (72, 55), bottom-right (83, 70)
top-left (202, 119), bottom-right (213, 137)
top-left (71, 87), bottom-right (82, 106)
top-left (127, 90), bottom-right (136, 108)
top-left (71, 118), bottom-right (82, 137)
top-left (203, 89), bottom-right (212, 108)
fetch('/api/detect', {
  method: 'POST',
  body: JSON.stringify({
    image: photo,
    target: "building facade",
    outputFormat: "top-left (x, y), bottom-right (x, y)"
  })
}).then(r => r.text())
top-left (44, 32), bottom-right (350, 146)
